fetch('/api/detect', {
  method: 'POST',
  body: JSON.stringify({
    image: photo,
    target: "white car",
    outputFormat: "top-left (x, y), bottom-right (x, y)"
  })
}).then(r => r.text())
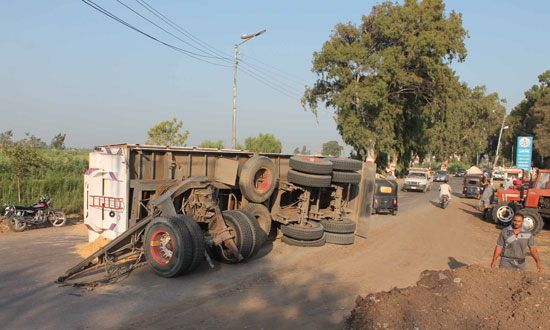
top-left (403, 172), bottom-right (432, 192)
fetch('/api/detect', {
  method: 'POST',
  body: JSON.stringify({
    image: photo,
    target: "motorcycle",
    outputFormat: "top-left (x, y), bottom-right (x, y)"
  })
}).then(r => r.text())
top-left (439, 195), bottom-right (450, 209)
top-left (4, 195), bottom-right (66, 232)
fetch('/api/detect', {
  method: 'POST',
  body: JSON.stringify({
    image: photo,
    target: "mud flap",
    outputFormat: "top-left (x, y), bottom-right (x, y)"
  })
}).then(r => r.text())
top-left (355, 163), bottom-right (376, 238)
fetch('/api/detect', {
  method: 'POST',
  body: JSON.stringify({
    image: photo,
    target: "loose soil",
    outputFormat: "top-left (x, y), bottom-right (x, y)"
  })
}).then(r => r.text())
top-left (346, 265), bottom-right (550, 330)
top-left (74, 236), bottom-right (112, 258)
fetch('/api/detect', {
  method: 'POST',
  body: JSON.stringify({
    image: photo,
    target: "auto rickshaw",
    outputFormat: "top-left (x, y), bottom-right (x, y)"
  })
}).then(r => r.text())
top-left (373, 178), bottom-right (398, 215)
top-left (462, 174), bottom-right (484, 198)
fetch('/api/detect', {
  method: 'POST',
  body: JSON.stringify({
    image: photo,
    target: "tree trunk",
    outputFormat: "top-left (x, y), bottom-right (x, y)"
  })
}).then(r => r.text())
top-left (17, 177), bottom-right (21, 202)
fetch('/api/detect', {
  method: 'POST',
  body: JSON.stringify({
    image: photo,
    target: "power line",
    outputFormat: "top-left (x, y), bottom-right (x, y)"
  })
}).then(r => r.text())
top-left (134, 0), bottom-right (232, 60)
top-left (81, 0), bottom-right (231, 67)
top-left (116, 0), bottom-right (230, 61)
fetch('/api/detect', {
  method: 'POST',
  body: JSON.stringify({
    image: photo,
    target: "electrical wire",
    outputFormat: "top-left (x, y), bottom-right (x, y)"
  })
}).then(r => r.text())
top-left (116, 0), bottom-right (230, 61)
top-left (81, 0), bottom-right (232, 67)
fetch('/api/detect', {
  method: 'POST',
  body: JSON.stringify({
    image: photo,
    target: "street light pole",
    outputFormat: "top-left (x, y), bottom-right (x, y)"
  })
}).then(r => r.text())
top-left (232, 29), bottom-right (266, 149)
top-left (491, 118), bottom-right (508, 183)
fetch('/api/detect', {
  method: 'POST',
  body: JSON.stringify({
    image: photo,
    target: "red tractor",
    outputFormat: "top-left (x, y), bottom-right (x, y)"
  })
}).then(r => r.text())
top-left (491, 169), bottom-right (550, 235)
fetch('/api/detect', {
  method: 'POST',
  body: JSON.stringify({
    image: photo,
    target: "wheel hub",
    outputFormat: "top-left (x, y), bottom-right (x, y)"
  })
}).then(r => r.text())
top-left (150, 230), bottom-right (174, 264)
top-left (523, 216), bottom-right (535, 231)
top-left (497, 206), bottom-right (513, 223)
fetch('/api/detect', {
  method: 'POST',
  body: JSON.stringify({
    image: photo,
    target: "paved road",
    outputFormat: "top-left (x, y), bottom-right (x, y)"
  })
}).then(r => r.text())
top-left (0, 177), bottom-right (466, 330)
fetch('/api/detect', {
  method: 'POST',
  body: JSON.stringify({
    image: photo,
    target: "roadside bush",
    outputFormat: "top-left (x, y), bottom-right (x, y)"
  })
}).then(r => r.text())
top-left (0, 149), bottom-right (88, 214)
top-left (447, 161), bottom-right (470, 174)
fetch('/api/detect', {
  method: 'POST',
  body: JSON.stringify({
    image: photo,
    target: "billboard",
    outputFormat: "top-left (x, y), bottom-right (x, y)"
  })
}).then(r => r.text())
top-left (516, 136), bottom-right (533, 170)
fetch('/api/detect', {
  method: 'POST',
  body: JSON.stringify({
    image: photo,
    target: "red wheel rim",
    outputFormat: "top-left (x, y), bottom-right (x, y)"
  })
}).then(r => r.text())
top-left (150, 230), bottom-right (174, 264)
top-left (253, 168), bottom-right (273, 194)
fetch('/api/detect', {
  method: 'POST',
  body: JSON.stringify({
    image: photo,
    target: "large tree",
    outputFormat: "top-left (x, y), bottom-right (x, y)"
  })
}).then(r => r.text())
top-left (505, 70), bottom-right (550, 167)
top-left (51, 133), bottom-right (66, 150)
top-left (146, 118), bottom-right (189, 146)
top-left (302, 0), bottom-right (468, 169)
top-left (244, 133), bottom-right (282, 153)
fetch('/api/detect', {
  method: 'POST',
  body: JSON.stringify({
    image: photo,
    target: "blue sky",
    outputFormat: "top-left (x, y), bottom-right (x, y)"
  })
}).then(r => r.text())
top-left (0, 0), bottom-right (548, 153)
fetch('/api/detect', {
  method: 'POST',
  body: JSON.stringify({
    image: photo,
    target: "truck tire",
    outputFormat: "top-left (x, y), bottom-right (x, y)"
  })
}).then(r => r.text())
top-left (240, 203), bottom-right (272, 237)
top-left (287, 169), bottom-right (331, 188)
top-left (281, 233), bottom-right (326, 247)
top-left (325, 232), bottom-right (355, 245)
top-left (236, 210), bottom-right (266, 257)
top-left (331, 171), bottom-right (361, 185)
top-left (171, 215), bottom-right (205, 274)
top-left (492, 201), bottom-right (516, 225)
top-left (7, 216), bottom-right (26, 232)
top-left (289, 156), bottom-right (333, 175)
top-left (239, 156), bottom-right (277, 203)
top-left (281, 221), bottom-right (324, 240)
top-left (215, 210), bottom-right (255, 262)
top-left (144, 216), bottom-right (194, 278)
top-left (327, 158), bottom-right (362, 172)
top-left (320, 218), bottom-right (356, 234)
top-left (517, 208), bottom-right (544, 235)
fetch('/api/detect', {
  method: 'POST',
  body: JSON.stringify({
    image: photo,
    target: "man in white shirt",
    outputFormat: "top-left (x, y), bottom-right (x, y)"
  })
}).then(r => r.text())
top-left (439, 182), bottom-right (452, 200)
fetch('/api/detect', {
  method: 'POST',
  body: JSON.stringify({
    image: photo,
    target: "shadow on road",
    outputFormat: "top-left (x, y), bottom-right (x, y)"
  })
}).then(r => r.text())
top-left (448, 257), bottom-right (468, 270)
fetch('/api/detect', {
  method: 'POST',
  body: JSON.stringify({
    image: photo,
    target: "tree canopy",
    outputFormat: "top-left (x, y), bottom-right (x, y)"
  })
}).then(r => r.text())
top-left (244, 133), bottom-right (282, 153)
top-left (198, 139), bottom-right (224, 149)
top-left (51, 133), bottom-right (66, 150)
top-left (322, 141), bottom-right (343, 157)
top-left (146, 118), bottom-right (189, 146)
top-left (505, 70), bottom-right (550, 166)
top-left (302, 0), bottom-right (504, 170)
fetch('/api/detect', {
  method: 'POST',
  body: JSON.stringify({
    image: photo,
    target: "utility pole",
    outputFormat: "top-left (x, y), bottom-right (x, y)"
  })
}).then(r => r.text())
top-left (232, 29), bottom-right (266, 149)
top-left (491, 117), bottom-right (508, 184)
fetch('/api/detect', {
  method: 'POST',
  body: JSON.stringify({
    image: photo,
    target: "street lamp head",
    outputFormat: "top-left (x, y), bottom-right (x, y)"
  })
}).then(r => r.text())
top-left (241, 29), bottom-right (266, 39)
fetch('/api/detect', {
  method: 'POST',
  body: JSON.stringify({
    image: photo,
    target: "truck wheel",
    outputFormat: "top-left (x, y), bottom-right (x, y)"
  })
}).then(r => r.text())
top-left (325, 232), bottom-right (355, 245)
top-left (327, 158), bottom-right (362, 172)
top-left (320, 219), bottom-right (356, 234)
top-left (171, 215), bottom-right (205, 274)
top-left (492, 201), bottom-right (516, 226)
top-left (281, 221), bottom-right (324, 240)
top-left (289, 156), bottom-right (333, 175)
top-left (281, 233), bottom-right (326, 247)
top-left (239, 156), bottom-right (277, 203)
top-left (213, 211), bottom-right (255, 263)
top-left (7, 216), bottom-right (26, 232)
top-left (236, 210), bottom-right (266, 257)
top-left (240, 203), bottom-right (272, 237)
top-left (517, 208), bottom-right (543, 235)
top-left (144, 217), bottom-right (194, 278)
top-left (331, 171), bottom-right (361, 185)
top-left (287, 169), bottom-right (331, 188)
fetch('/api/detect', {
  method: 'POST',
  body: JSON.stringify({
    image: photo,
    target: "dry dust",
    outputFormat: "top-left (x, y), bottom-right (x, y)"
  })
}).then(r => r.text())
top-left (74, 236), bottom-right (112, 258)
top-left (345, 265), bottom-right (550, 330)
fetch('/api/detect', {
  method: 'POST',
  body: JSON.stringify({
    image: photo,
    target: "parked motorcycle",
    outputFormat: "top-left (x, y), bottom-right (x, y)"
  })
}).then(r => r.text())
top-left (439, 195), bottom-right (450, 209)
top-left (4, 196), bottom-right (66, 232)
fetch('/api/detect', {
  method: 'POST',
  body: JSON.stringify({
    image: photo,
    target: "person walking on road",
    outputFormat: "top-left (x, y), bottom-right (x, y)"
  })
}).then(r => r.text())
top-left (491, 214), bottom-right (543, 271)
top-left (480, 181), bottom-right (496, 217)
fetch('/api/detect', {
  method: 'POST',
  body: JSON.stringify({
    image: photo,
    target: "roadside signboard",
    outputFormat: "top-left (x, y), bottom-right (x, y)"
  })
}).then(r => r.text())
top-left (516, 136), bottom-right (533, 170)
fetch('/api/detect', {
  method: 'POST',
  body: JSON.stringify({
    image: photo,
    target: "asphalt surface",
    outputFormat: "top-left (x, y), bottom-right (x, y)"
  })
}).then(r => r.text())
top-left (0, 177), bottom-right (465, 330)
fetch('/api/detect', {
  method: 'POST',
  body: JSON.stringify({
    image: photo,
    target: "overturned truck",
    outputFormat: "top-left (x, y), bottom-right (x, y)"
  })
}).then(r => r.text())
top-left (58, 144), bottom-right (371, 283)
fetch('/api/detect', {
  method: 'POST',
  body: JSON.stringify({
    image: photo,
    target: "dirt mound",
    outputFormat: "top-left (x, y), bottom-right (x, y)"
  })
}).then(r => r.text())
top-left (345, 265), bottom-right (550, 330)
top-left (74, 236), bottom-right (112, 258)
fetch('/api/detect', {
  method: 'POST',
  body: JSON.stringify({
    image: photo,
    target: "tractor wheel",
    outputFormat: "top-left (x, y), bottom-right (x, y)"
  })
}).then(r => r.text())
top-left (492, 201), bottom-right (516, 226)
top-left (517, 208), bottom-right (544, 235)
top-left (171, 215), bottom-right (205, 274)
top-left (240, 203), bottom-right (272, 237)
top-left (287, 169), bottom-right (332, 188)
top-left (281, 221), bottom-right (324, 240)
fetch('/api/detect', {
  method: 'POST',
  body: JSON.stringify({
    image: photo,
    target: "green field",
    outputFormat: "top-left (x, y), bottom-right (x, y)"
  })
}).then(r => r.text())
top-left (0, 149), bottom-right (89, 214)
